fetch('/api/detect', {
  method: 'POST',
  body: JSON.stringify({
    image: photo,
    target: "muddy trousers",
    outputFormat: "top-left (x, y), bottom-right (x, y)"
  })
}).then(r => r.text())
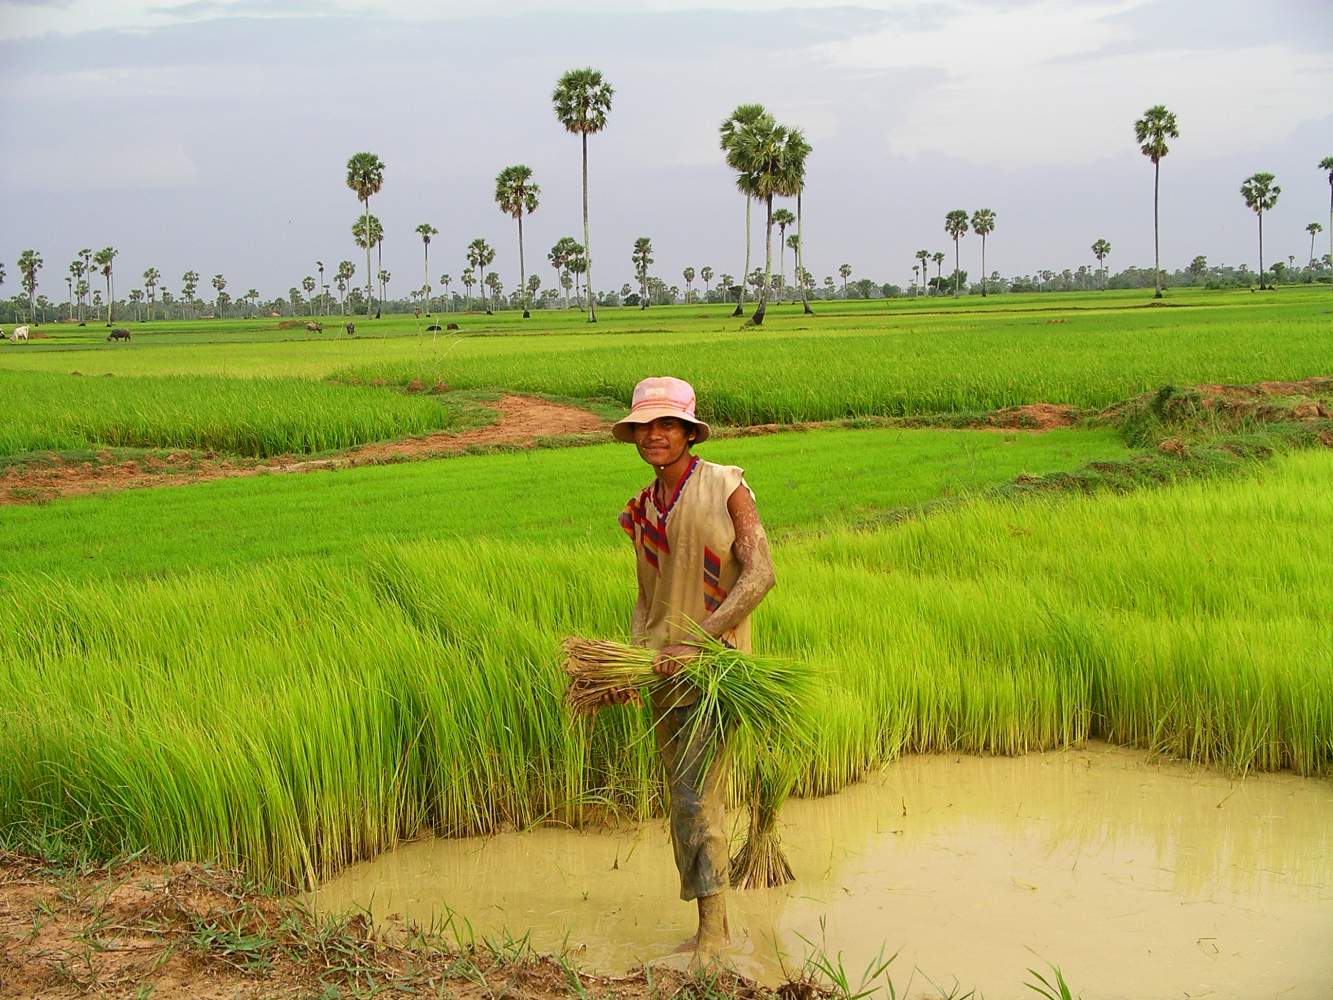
top-left (654, 702), bottom-right (730, 902)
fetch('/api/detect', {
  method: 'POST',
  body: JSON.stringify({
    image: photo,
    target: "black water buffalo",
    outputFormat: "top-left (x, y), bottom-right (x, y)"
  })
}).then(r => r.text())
top-left (106, 328), bottom-right (131, 342)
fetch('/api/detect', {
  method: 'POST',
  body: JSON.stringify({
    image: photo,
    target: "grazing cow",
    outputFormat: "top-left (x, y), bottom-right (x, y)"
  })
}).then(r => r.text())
top-left (107, 328), bottom-right (131, 342)
top-left (306, 321), bottom-right (323, 333)
top-left (446, 322), bottom-right (460, 331)
top-left (426, 323), bottom-right (442, 332)
top-left (345, 322), bottom-right (356, 335)
top-left (11, 326), bottom-right (29, 342)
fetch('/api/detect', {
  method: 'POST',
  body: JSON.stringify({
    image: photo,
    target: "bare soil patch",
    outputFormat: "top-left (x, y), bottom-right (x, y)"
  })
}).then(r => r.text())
top-left (978, 403), bottom-right (1084, 430)
top-left (0, 854), bottom-right (776, 999)
top-left (1, 396), bottom-right (609, 505)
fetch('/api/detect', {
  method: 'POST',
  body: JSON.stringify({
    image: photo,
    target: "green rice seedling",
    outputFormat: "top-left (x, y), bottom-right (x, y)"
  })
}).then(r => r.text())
top-left (0, 370), bottom-right (461, 457)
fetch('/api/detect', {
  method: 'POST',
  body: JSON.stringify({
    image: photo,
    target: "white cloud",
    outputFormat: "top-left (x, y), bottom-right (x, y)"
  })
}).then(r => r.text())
top-left (811, 1), bottom-right (1333, 165)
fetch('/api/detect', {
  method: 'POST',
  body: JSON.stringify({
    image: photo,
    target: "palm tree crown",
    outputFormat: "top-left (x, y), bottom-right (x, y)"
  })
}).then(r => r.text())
top-left (1134, 105), bottom-right (1178, 298)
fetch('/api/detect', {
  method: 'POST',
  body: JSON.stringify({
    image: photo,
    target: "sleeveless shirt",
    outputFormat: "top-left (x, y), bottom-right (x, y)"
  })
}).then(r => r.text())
top-left (619, 458), bottom-right (755, 674)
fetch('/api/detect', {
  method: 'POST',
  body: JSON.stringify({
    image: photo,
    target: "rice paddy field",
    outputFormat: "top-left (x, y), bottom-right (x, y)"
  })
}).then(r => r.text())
top-left (2, 287), bottom-right (1331, 992)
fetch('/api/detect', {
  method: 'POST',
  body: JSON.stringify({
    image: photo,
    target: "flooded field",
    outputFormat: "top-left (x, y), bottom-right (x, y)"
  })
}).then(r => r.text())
top-left (315, 744), bottom-right (1333, 998)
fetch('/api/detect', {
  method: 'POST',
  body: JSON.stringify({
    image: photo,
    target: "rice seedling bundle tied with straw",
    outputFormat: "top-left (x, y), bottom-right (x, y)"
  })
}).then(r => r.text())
top-left (561, 634), bottom-right (819, 889)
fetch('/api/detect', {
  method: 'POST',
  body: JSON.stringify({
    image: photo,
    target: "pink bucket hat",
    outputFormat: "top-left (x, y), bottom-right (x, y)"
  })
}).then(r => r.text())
top-left (612, 376), bottom-right (711, 443)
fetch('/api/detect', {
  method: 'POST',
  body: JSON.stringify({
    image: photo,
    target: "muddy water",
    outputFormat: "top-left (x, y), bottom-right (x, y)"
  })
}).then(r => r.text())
top-left (315, 744), bottom-right (1333, 998)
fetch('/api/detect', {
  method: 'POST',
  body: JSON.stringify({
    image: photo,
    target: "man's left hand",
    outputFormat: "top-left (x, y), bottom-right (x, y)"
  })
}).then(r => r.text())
top-left (652, 643), bottom-right (698, 677)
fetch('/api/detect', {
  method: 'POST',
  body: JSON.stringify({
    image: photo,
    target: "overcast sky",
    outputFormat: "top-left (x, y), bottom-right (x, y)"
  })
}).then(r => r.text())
top-left (1, 0), bottom-right (1330, 300)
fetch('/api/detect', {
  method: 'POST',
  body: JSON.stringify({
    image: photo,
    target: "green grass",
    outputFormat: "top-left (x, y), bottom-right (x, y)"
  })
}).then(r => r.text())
top-left (0, 370), bottom-right (467, 457)
top-left (4, 290), bottom-right (1329, 424)
top-left (2, 450), bottom-right (1327, 886)
top-left (0, 425), bottom-right (1127, 579)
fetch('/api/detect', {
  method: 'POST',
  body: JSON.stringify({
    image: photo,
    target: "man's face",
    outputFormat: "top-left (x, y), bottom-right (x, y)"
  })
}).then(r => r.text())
top-left (633, 417), bottom-right (693, 467)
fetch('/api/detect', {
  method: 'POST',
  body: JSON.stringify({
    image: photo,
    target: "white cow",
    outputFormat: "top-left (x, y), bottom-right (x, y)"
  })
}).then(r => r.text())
top-left (10, 325), bottom-right (29, 342)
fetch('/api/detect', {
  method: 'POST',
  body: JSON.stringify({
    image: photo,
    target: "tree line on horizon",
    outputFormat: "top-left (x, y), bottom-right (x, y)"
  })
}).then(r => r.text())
top-left (5, 92), bottom-right (1332, 327)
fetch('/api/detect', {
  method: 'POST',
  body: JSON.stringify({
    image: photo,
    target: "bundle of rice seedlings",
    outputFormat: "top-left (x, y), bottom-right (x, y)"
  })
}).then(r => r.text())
top-left (561, 631), bottom-right (817, 889)
top-left (729, 755), bottom-right (801, 890)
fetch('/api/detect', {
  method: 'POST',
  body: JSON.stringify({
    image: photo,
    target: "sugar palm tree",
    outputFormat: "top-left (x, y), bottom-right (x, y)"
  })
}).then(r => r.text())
top-left (1092, 239), bottom-right (1111, 290)
top-left (720, 103), bottom-right (771, 317)
top-left (682, 266), bottom-right (695, 302)
top-left (631, 237), bottom-right (653, 309)
top-left (93, 246), bottom-right (117, 323)
top-left (17, 249), bottom-right (42, 324)
top-left (209, 274), bottom-right (226, 317)
top-left (141, 267), bottom-right (160, 320)
top-left (440, 273), bottom-right (452, 310)
top-left (970, 209), bottom-right (995, 297)
top-left (912, 264), bottom-right (920, 294)
top-left (461, 267), bottom-right (476, 310)
top-left (944, 210), bottom-right (969, 297)
top-left (782, 129), bottom-right (814, 315)
top-left (412, 223), bottom-right (438, 315)
top-left (483, 271), bottom-right (503, 312)
top-left (377, 270), bottom-right (390, 308)
top-left (77, 248), bottom-right (93, 319)
top-left (700, 265), bottom-right (714, 300)
top-left (345, 151), bottom-right (385, 317)
top-left (552, 68), bottom-right (613, 323)
top-left (1307, 223), bottom-right (1324, 276)
top-left (1320, 157), bottom-right (1333, 281)
top-left (315, 260), bottom-right (326, 315)
top-left (931, 251), bottom-right (945, 291)
top-left (1240, 172), bottom-right (1280, 289)
top-left (181, 270), bottom-right (198, 319)
top-left (772, 207), bottom-right (795, 300)
top-left (495, 166), bottom-right (540, 318)
top-left (732, 117), bottom-right (805, 326)
top-left (302, 275), bottom-right (316, 315)
top-left (68, 258), bottom-right (87, 321)
top-left (914, 250), bottom-right (930, 295)
top-left (466, 239), bottom-right (496, 314)
top-left (838, 263), bottom-right (851, 298)
top-left (1134, 105), bottom-right (1179, 298)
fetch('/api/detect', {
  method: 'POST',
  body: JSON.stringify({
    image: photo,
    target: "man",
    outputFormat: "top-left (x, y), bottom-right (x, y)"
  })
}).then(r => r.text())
top-left (612, 375), bottom-right (776, 967)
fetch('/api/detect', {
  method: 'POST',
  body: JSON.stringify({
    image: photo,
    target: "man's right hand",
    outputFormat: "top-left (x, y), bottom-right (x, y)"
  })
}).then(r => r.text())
top-left (600, 687), bottom-right (642, 707)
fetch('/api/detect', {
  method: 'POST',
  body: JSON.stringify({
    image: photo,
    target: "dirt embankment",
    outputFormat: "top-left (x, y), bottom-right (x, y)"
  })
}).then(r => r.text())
top-left (0, 854), bottom-right (781, 999)
top-left (1, 396), bottom-right (609, 505)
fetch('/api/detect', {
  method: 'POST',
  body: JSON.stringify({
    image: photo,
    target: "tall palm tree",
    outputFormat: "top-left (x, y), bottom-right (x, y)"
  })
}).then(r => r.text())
top-left (1320, 157), bottom-right (1333, 282)
top-left (93, 246), bottom-right (117, 324)
top-left (631, 237), bottom-right (653, 309)
top-left (142, 267), bottom-right (160, 320)
top-left (377, 269), bottom-right (390, 308)
top-left (495, 166), bottom-right (540, 318)
top-left (181, 270), bottom-right (199, 319)
top-left (700, 265), bottom-right (714, 300)
top-left (552, 68), bottom-right (613, 323)
top-left (352, 213), bottom-right (382, 305)
top-left (838, 263), bottom-right (851, 298)
top-left (1307, 223), bottom-right (1324, 276)
top-left (414, 223), bottom-right (438, 315)
top-left (68, 258), bottom-right (87, 321)
top-left (1240, 172), bottom-right (1280, 289)
top-left (440, 273), bottom-right (452, 310)
top-left (466, 239), bottom-right (496, 314)
top-left (211, 274), bottom-right (227, 318)
top-left (772, 207), bottom-right (795, 300)
top-left (914, 249), bottom-right (930, 295)
top-left (912, 264), bottom-right (920, 295)
top-left (345, 151), bottom-right (385, 318)
top-left (1134, 105), bottom-right (1179, 299)
top-left (302, 275), bottom-right (316, 315)
top-left (683, 266), bottom-right (695, 302)
top-left (944, 210), bottom-right (969, 297)
top-left (719, 103), bottom-right (771, 318)
top-left (931, 251), bottom-right (945, 291)
top-left (77, 248), bottom-right (92, 320)
top-left (733, 117), bottom-right (805, 326)
top-left (1091, 239), bottom-right (1111, 289)
top-left (970, 209), bottom-right (995, 297)
top-left (17, 249), bottom-right (42, 324)
top-left (462, 268), bottom-right (475, 310)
